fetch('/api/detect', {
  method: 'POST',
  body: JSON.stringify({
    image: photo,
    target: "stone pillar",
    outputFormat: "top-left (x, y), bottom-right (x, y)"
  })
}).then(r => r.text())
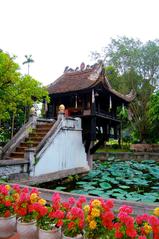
top-left (25, 148), bottom-right (36, 176)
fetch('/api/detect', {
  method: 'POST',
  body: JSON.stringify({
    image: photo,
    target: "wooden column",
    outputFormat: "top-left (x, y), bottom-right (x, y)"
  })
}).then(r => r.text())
top-left (91, 89), bottom-right (96, 140)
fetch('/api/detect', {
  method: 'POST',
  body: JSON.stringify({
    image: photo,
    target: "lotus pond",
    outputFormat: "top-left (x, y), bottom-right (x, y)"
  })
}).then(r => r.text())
top-left (40, 158), bottom-right (159, 203)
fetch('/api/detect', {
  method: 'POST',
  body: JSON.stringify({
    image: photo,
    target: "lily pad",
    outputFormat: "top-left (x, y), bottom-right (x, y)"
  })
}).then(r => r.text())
top-left (99, 182), bottom-right (112, 189)
top-left (70, 190), bottom-right (86, 194)
top-left (89, 189), bottom-right (104, 196)
top-left (119, 185), bottom-right (130, 189)
top-left (55, 186), bottom-right (66, 191)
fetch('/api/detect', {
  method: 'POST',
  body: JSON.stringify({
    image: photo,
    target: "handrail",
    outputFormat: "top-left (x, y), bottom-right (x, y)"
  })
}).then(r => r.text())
top-left (36, 118), bottom-right (62, 157)
top-left (1, 116), bottom-right (37, 159)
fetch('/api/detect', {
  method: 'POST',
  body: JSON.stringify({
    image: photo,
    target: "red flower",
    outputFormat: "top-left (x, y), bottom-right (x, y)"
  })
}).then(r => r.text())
top-left (38, 205), bottom-right (48, 216)
top-left (136, 214), bottom-right (149, 225)
top-left (4, 210), bottom-right (11, 217)
top-left (68, 221), bottom-right (76, 230)
top-left (62, 202), bottom-right (70, 210)
top-left (18, 207), bottom-right (27, 216)
top-left (126, 228), bottom-right (137, 238)
top-left (115, 230), bottom-right (124, 238)
top-left (5, 200), bottom-right (12, 207)
top-left (56, 219), bottom-right (63, 227)
top-left (53, 210), bottom-right (64, 219)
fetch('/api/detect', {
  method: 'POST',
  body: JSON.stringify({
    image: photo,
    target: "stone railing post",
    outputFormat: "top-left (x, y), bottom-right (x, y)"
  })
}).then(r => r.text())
top-left (57, 104), bottom-right (65, 120)
top-left (24, 148), bottom-right (36, 176)
top-left (29, 106), bottom-right (38, 129)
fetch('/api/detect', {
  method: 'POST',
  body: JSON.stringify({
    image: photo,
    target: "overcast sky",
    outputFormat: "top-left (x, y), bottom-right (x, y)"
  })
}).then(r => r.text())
top-left (0, 0), bottom-right (159, 85)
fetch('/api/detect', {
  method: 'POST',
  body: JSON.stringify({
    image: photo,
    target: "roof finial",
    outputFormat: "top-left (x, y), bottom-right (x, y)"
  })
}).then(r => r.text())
top-left (80, 62), bottom-right (85, 71)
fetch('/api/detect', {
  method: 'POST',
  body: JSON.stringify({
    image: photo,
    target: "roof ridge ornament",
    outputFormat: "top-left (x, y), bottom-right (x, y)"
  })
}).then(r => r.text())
top-left (80, 62), bottom-right (85, 71)
top-left (88, 63), bottom-right (102, 81)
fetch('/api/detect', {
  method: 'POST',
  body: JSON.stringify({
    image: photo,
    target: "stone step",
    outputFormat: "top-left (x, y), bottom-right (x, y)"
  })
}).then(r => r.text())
top-left (6, 122), bottom-right (54, 161)
top-left (15, 147), bottom-right (27, 152)
top-left (35, 128), bottom-right (50, 133)
top-left (10, 152), bottom-right (25, 158)
top-left (20, 142), bottom-right (39, 147)
top-left (26, 136), bottom-right (43, 141)
top-left (29, 132), bottom-right (46, 137)
top-left (36, 124), bottom-right (53, 129)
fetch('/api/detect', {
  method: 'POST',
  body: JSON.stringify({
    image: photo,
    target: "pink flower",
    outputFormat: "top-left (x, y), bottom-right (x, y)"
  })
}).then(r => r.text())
top-left (119, 205), bottom-right (133, 214)
top-left (30, 188), bottom-right (39, 194)
top-left (68, 197), bottom-right (76, 206)
top-left (78, 196), bottom-right (86, 203)
top-left (22, 187), bottom-right (29, 193)
top-left (62, 202), bottom-right (70, 210)
top-left (12, 184), bottom-right (21, 192)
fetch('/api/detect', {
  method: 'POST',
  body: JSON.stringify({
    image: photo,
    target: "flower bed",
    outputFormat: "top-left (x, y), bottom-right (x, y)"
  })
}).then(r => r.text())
top-left (0, 183), bottom-right (159, 238)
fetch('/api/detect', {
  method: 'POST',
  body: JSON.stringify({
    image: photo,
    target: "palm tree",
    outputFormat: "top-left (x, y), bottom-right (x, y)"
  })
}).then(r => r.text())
top-left (23, 55), bottom-right (34, 75)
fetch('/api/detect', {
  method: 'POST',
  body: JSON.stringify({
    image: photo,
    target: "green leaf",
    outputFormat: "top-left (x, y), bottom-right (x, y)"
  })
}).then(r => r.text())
top-left (99, 182), bottom-right (112, 189)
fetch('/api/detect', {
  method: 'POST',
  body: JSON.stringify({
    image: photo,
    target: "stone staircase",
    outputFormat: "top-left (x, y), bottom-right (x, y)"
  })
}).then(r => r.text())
top-left (7, 122), bottom-right (54, 160)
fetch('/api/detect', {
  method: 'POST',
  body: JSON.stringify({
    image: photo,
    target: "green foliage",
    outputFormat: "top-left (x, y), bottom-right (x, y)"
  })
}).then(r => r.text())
top-left (92, 36), bottom-right (159, 142)
top-left (147, 91), bottom-right (159, 142)
top-left (0, 50), bottom-right (49, 142)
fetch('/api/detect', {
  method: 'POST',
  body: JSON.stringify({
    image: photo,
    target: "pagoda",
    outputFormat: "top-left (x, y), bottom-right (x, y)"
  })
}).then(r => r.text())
top-left (46, 63), bottom-right (135, 154)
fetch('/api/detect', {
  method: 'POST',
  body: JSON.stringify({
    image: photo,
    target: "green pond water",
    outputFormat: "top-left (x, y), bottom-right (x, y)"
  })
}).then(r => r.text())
top-left (39, 158), bottom-right (159, 203)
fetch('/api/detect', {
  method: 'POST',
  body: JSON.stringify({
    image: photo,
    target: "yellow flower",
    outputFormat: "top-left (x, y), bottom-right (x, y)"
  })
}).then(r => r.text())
top-left (91, 208), bottom-right (100, 218)
top-left (144, 223), bottom-right (152, 234)
top-left (84, 205), bottom-right (90, 213)
top-left (89, 220), bottom-right (97, 230)
top-left (86, 215), bottom-right (92, 222)
top-left (153, 207), bottom-right (159, 217)
top-left (91, 199), bottom-right (101, 207)
top-left (38, 198), bottom-right (46, 205)
top-left (13, 193), bottom-right (20, 201)
top-left (30, 193), bottom-right (38, 203)
top-left (5, 185), bottom-right (11, 190)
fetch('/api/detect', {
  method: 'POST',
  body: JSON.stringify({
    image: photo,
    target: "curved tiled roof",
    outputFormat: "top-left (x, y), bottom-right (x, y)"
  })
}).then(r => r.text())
top-left (47, 64), bottom-right (135, 102)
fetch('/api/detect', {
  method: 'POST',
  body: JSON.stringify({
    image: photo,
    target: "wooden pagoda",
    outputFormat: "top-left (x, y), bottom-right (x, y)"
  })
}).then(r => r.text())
top-left (46, 63), bottom-right (135, 154)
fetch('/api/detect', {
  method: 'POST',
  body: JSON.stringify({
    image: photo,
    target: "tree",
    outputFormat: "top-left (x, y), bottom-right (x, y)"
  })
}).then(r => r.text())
top-left (148, 91), bottom-right (159, 142)
top-left (0, 51), bottom-right (49, 141)
top-left (91, 37), bottom-right (159, 142)
top-left (0, 50), bottom-right (20, 121)
top-left (23, 55), bottom-right (34, 75)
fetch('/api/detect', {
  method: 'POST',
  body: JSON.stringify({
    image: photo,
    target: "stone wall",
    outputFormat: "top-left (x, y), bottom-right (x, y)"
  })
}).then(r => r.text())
top-left (130, 144), bottom-right (159, 152)
top-left (0, 159), bottom-right (29, 180)
top-left (34, 117), bottom-right (89, 176)
top-left (94, 152), bottom-right (159, 162)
